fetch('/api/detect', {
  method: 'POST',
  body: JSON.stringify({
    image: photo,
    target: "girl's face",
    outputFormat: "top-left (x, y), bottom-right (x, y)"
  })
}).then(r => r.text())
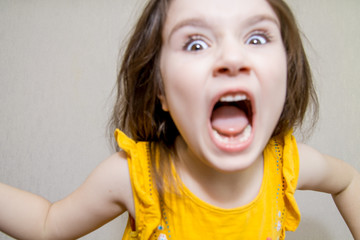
top-left (159, 0), bottom-right (287, 172)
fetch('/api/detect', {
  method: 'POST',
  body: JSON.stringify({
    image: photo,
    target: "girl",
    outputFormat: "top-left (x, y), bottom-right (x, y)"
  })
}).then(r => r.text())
top-left (1, 0), bottom-right (359, 239)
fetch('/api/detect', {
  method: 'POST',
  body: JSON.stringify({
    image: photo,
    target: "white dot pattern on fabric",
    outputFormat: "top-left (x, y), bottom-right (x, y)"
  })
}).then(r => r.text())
top-left (158, 233), bottom-right (168, 240)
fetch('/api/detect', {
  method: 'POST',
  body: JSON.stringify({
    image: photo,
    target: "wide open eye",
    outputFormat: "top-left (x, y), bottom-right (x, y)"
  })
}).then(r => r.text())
top-left (246, 33), bottom-right (269, 45)
top-left (184, 38), bottom-right (209, 51)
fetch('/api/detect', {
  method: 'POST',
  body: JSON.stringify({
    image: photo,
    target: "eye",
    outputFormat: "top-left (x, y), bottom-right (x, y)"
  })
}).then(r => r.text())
top-left (246, 33), bottom-right (269, 45)
top-left (183, 37), bottom-right (209, 51)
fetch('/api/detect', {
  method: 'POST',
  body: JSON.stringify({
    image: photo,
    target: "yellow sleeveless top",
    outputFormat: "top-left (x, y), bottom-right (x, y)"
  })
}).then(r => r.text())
top-left (115, 130), bottom-right (300, 240)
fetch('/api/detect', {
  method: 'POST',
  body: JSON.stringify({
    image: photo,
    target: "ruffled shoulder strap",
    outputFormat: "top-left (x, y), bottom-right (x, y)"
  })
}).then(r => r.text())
top-left (114, 129), bottom-right (161, 239)
top-left (279, 130), bottom-right (301, 233)
top-left (282, 131), bottom-right (301, 231)
top-left (115, 129), bottom-right (137, 153)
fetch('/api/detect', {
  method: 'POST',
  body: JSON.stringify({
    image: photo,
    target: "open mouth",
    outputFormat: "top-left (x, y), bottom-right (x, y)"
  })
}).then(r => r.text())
top-left (210, 93), bottom-right (253, 150)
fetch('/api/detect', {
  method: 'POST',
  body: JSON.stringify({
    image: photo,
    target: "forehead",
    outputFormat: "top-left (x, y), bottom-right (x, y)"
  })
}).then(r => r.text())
top-left (163, 0), bottom-right (279, 34)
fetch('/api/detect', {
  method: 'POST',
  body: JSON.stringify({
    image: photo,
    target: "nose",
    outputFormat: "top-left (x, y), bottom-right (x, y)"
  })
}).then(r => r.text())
top-left (213, 38), bottom-right (250, 77)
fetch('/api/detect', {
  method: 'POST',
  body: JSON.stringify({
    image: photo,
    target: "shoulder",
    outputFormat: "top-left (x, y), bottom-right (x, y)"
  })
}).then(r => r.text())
top-left (44, 151), bottom-right (135, 237)
top-left (91, 151), bottom-right (134, 216)
top-left (297, 143), bottom-right (355, 195)
top-left (296, 143), bottom-right (327, 190)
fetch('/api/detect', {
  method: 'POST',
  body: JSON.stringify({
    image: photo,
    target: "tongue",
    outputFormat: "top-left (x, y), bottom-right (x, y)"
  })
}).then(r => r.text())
top-left (211, 105), bottom-right (249, 136)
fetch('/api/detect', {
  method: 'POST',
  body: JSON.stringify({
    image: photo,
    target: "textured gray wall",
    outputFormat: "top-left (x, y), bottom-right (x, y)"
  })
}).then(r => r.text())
top-left (287, 0), bottom-right (360, 239)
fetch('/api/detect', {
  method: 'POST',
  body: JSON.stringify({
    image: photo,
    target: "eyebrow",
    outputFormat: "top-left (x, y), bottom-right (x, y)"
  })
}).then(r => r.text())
top-left (167, 14), bottom-right (280, 40)
top-left (167, 18), bottom-right (210, 40)
top-left (246, 14), bottom-right (280, 28)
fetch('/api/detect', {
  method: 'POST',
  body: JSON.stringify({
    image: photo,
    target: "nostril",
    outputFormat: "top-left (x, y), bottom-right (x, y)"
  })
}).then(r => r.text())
top-left (218, 68), bottom-right (229, 74)
top-left (216, 66), bottom-right (249, 77)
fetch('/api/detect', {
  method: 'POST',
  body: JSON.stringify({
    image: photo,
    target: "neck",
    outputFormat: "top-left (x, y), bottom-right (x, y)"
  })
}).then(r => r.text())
top-left (174, 137), bottom-right (264, 209)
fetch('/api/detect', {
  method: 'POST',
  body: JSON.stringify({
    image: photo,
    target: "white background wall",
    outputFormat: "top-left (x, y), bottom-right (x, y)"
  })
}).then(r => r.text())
top-left (0, 0), bottom-right (359, 239)
top-left (286, 0), bottom-right (360, 239)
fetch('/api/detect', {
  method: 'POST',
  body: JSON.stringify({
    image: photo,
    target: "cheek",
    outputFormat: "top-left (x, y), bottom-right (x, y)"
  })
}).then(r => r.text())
top-left (270, 70), bottom-right (287, 108)
top-left (160, 61), bottom-right (210, 142)
top-left (161, 61), bottom-right (204, 112)
top-left (277, 59), bottom-right (288, 106)
top-left (269, 51), bottom-right (287, 100)
top-left (260, 55), bottom-right (287, 116)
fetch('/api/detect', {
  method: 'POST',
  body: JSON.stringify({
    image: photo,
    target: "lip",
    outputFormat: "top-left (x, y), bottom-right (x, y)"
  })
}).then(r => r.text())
top-left (208, 88), bottom-right (256, 153)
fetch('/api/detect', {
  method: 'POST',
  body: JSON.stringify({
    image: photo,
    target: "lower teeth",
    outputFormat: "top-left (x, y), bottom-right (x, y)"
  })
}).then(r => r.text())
top-left (213, 125), bottom-right (252, 144)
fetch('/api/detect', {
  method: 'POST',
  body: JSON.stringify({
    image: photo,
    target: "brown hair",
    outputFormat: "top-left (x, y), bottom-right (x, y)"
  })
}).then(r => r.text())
top-left (109, 0), bottom-right (177, 196)
top-left (267, 0), bottom-right (319, 137)
top-left (109, 0), bottom-right (318, 195)
top-left (110, 0), bottom-right (177, 146)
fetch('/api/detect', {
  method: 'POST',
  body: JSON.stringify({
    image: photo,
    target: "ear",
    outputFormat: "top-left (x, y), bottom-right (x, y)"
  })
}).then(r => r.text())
top-left (158, 94), bottom-right (169, 112)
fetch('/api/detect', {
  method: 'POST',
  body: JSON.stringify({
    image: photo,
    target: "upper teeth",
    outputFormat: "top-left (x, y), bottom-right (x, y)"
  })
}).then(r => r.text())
top-left (220, 93), bottom-right (248, 102)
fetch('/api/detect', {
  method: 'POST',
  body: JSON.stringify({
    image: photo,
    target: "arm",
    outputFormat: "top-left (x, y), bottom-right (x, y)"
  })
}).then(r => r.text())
top-left (0, 152), bottom-right (133, 240)
top-left (297, 143), bottom-right (360, 239)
